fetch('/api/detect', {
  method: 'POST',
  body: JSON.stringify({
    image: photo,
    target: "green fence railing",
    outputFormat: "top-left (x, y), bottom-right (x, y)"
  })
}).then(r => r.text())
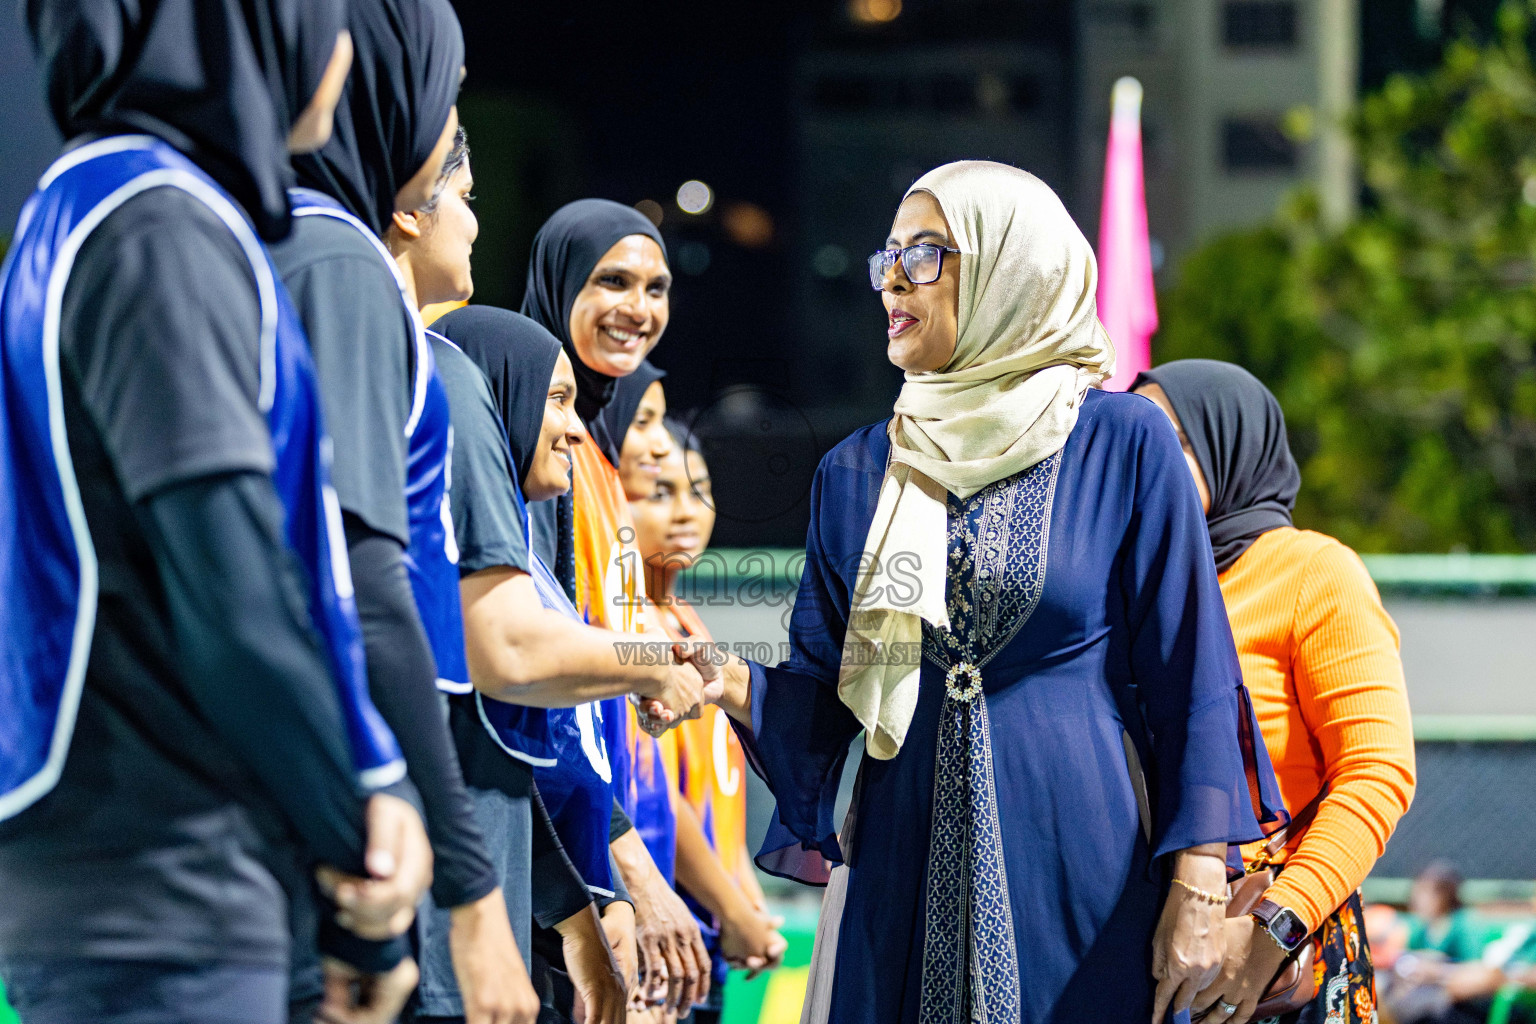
top-left (1363, 878), bottom-right (1536, 905)
top-left (1412, 715), bottom-right (1536, 742)
top-left (681, 549), bottom-right (1536, 597)
top-left (1360, 554), bottom-right (1536, 597)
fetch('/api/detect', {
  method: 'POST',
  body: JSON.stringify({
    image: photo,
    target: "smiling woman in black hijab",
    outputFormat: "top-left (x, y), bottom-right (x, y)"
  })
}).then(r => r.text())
top-left (440, 306), bottom-right (564, 483)
top-left (522, 199), bottom-right (670, 424)
top-left (1133, 359), bottom-right (1301, 571)
top-left (520, 202), bottom-right (717, 1019)
top-left (521, 199), bottom-right (672, 595)
top-left (436, 303), bottom-right (737, 1024)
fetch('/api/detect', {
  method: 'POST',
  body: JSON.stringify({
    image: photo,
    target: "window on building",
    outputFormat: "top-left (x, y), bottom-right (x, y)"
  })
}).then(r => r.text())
top-left (1223, 1), bottom-right (1297, 48)
top-left (1009, 75), bottom-right (1041, 114)
top-left (1222, 117), bottom-right (1298, 172)
top-left (812, 74), bottom-right (924, 112)
top-left (813, 76), bottom-right (877, 112)
top-left (1085, 2), bottom-right (1157, 39)
top-left (932, 74), bottom-right (974, 114)
top-left (811, 71), bottom-right (1043, 117)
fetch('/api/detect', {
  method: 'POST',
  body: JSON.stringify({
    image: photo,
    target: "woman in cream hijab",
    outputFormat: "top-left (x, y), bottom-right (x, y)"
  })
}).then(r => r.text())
top-left (706, 161), bottom-right (1279, 1024)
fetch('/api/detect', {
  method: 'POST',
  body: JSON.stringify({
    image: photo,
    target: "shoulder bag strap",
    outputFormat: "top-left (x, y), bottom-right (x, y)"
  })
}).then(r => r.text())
top-left (1260, 783), bottom-right (1330, 861)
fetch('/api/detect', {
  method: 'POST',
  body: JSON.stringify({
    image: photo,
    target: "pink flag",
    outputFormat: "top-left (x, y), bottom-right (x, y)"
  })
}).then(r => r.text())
top-left (1097, 77), bottom-right (1158, 391)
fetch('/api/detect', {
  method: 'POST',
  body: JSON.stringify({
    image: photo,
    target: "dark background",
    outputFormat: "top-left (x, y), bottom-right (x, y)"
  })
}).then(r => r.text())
top-left (0, 0), bottom-right (1505, 547)
top-left (442, 0), bottom-right (1501, 547)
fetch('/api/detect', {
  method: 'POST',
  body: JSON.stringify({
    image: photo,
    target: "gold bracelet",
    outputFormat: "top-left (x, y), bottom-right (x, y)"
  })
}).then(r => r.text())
top-left (1172, 877), bottom-right (1230, 905)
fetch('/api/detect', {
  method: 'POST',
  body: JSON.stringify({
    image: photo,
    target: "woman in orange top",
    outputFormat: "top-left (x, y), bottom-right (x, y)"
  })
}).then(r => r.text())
top-left (1134, 360), bottom-right (1416, 1024)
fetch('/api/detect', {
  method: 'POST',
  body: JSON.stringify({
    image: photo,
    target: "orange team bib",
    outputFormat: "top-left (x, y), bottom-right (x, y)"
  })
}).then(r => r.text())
top-left (570, 440), bottom-right (647, 635)
top-left (569, 441), bottom-right (680, 855)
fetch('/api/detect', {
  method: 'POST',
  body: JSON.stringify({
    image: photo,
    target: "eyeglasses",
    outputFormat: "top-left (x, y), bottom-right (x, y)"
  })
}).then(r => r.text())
top-left (867, 243), bottom-right (961, 291)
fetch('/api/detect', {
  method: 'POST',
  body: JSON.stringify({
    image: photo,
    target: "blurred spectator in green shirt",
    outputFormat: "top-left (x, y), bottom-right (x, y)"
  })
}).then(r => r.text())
top-left (1387, 863), bottom-right (1536, 1024)
top-left (1405, 862), bottom-right (1479, 962)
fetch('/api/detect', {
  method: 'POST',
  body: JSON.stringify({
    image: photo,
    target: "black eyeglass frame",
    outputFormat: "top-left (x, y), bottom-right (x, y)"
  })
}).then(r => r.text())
top-left (867, 243), bottom-right (962, 291)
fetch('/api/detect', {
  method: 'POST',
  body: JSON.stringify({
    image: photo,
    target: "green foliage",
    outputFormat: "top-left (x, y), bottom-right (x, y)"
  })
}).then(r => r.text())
top-left (1157, 1), bottom-right (1536, 551)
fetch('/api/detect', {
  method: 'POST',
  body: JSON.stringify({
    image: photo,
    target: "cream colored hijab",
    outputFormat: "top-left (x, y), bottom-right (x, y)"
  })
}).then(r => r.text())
top-left (838, 160), bottom-right (1116, 760)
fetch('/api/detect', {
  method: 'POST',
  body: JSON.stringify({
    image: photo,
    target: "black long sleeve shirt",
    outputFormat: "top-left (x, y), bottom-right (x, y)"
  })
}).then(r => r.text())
top-left (0, 188), bottom-right (382, 969)
top-left (344, 517), bottom-right (497, 908)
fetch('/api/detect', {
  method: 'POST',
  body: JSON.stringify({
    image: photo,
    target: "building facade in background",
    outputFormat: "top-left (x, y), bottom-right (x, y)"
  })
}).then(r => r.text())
top-left (792, 31), bottom-right (1074, 409)
top-left (1077, 0), bottom-right (1357, 255)
top-left (792, 0), bottom-right (1358, 410)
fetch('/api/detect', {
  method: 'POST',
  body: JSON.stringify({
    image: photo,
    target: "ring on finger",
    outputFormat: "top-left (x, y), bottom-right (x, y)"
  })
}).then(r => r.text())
top-left (1217, 1000), bottom-right (1239, 1017)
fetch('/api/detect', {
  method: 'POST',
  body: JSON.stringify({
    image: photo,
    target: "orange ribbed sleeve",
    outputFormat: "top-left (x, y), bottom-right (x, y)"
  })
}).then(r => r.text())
top-left (1264, 540), bottom-right (1416, 930)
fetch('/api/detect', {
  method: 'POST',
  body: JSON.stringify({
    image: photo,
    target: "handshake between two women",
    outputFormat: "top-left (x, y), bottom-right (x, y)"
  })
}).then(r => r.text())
top-left (634, 639), bottom-right (730, 737)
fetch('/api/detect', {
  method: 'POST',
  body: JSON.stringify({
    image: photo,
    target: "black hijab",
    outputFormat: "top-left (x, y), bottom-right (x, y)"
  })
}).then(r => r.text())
top-left (433, 306), bottom-right (562, 489)
top-left (520, 199), bottom-right (668, 425)
top-left (590, 360), bottom-right (666, 469)
top-left (294, 0), bottom-right (464, 235)
top-left (1133, 359), bottom-right (1301, 573)
top-left (27, 0), bottom-right (344, 241)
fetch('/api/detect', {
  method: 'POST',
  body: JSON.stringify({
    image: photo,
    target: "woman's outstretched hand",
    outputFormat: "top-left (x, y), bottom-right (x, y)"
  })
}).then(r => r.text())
top-left (1152, 844), bottom-right (1230, 1024)
top-left (674, 640), bottom-right (725, 705)
top-left (636, 643), bottom-right (735, 737)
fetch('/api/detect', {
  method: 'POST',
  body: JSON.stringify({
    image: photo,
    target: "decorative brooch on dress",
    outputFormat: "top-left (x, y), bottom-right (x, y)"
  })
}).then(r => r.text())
top-left (944, 661), bottom-right (983, 703)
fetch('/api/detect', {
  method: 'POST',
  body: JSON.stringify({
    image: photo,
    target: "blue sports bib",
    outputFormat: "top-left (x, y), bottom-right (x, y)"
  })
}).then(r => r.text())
top-left (0, 137), bottom-right (403, 821)
top-left (288, 188), bottom-right (470, 692)
top-left (472, 553), bottom-right (621, 894)
top-left (438, 417), bottom-right (619, 895)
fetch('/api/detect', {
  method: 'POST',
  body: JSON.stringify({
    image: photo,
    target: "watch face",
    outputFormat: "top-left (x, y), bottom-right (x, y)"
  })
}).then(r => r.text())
top-left (1271, 908), bottom-right (1309, 951)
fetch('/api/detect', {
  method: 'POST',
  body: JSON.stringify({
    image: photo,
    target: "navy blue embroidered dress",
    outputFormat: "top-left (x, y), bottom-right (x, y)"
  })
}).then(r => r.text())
top-left (739, 390), bottom-right (1277, 1024)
